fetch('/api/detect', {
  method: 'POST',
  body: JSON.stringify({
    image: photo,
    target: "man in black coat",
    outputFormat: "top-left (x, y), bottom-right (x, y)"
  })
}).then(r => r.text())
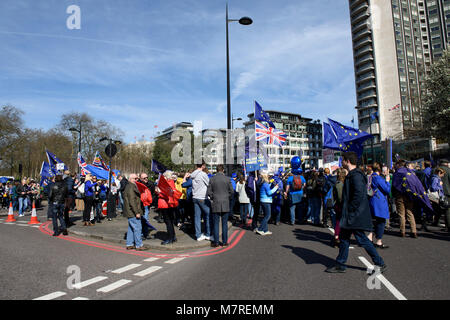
top-left (326, 152), bottom-right (386, 274)
top-left (49, 174), bottom-right (68, 237)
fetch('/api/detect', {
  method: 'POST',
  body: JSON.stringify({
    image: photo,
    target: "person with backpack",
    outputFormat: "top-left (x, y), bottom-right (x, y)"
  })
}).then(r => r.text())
top-left (284, 156), bottom-right (306, 225)
top-left (271, 168), bottom-right (284, 226)
top-left (367, 163), bottom-right (391, 249)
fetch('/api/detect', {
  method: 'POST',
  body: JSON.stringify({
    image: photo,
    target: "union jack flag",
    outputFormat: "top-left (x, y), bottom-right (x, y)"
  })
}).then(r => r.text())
top-left (255, 121), bottom-right (287, 147)
top-left (77, 153), bottom-right (91, 176)
top-left (92, 151), bottom-right (109, 171)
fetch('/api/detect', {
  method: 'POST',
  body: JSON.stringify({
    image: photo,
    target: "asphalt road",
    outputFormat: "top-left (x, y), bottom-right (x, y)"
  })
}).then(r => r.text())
top-left (1, 211), bottom-right (449, 301)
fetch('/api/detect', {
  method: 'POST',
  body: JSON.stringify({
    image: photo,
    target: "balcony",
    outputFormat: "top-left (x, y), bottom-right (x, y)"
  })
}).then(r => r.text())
top-left (354, 44), bottom-right (373, 57)
top-left (356, 71), bottom-right (375, 84)
top-left (351, 2), bottom-right (369, 17)
top-left (352, 9), bottom-right (370, 25)
top-left (355, 53), bottom-right (374, 66)
top-left (353, 35), bottom-right (372, 50)
top-left (352, 19), bottom-right (370, 33)
top-left (353, 26), bottom-right (371, 41)
top-left (356, 64), bottom-right (375, 76)
top-left (350, 0), bottom-right (366, 10)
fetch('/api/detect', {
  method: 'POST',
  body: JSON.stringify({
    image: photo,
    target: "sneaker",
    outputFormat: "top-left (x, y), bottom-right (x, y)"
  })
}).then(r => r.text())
top-left (369, 264), bottom-right (387, 275)
top-left (204, 235), bottom-right (211, 241)
top-left (256, 229), bottom-right (265, 235)
top-left (325, 265), bottom-right (346, 273)
top-left (264, 231), bottom-right (272, 236)
top-left (197, 234), bottom-right (206, 241)
top-left (135, 246), bottom-right (149, 251)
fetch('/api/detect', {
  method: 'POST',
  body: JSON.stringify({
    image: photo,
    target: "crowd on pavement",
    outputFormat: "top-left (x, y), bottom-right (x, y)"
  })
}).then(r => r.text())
top-left (1, 152), bottom-right (449, 273)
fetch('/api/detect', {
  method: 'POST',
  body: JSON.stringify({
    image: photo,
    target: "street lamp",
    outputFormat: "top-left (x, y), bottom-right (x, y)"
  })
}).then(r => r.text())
top-left (226, 4), bottom-right (252, 175)
top-left (232, 115), bottom-right (243, 130)
top-left (69, 122), bottom-right (82, 176)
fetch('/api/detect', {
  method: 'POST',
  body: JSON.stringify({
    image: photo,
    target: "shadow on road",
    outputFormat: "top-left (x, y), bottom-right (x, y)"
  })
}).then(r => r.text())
top-left (282, 245), bottom-right (366, 272)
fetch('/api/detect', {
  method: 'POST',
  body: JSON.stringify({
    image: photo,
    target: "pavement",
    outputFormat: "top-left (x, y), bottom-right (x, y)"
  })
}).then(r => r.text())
top-left (0, 202), bottom-right (233, 251)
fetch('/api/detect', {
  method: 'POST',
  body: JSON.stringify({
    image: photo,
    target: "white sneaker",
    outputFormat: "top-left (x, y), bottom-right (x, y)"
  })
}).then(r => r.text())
top-left (19, 214), bottom-right (24, 217)
top-left (197, 234), bottom-right (206, 241)
top-left (204, 235), bottom-right (211, 241)
top-left (256, 229), bottom-right (265, 235)
top-left (264, 231), bottom-right (272, 236)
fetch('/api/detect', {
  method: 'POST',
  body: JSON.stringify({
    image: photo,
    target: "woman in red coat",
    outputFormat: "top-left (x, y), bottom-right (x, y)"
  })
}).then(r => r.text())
top-left (157, 171), bottom-right (180, 245)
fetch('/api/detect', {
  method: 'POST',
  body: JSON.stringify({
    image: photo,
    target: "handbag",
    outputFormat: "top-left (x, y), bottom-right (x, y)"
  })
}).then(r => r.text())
top-left (427, 190), bottom-right (440, 204)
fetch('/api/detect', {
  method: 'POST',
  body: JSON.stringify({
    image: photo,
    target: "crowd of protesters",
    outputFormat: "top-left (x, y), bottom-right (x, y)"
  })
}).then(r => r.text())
top-left (2, 153), bottom-right (449, 258)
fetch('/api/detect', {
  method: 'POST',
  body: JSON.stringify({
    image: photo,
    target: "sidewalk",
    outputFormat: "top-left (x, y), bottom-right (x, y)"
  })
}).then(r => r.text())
top-left (0, 203), bottom-right (234, 251)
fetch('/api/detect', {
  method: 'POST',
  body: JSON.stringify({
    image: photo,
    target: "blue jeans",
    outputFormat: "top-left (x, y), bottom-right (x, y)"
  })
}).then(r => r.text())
top-left (240, 203), bottom-right (250, 224)
top-left (127, 217), bottom-right (143, 248)
top-left (289, 202), bottom-right (303, 224)
top-left (141, 206), bottom-right (150, 237)
top-left (259, 202), bottom-right (272, 233)
top-left (336, 229), bottom-right (384, 269)
top-left (309, 197), bottom-right (321, 224)
top-left (213, 212), bottom-right (229, 245)
top-left (52, 203), bottom-right (66, 233)
top-left (19, 197), bottom-right (27, 215)
top-left (194, 199), bottom-right (211, 239)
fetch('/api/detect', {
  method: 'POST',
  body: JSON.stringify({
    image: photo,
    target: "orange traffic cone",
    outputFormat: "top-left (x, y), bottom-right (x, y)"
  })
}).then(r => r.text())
top-left (5, 201), bottom-right (16, 222)
top-left (28, 202), bottom-right (40, 225)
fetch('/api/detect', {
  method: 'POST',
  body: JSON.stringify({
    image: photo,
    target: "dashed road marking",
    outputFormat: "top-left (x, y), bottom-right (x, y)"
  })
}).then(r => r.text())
top-left (33, 291), bottom-right (67, 300)
top-left (111, 264), bottom-right (142, 274)
top-left (165, 257), bottom-right (185, 264)
top-left (133, 266), bottom-right (162, 277)
top-left (97, 279), bottom-right (132, 293)
top-left (143, 257), bottom-right (160, 262)
top-left (73, 276), bottom-right (108, 289)
top-left (72, 297), bottom-right (89, 300)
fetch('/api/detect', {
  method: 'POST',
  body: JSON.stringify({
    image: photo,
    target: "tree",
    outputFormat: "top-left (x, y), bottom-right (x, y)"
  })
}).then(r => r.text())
top-left (422, 49), bottom-right (450, 145)
top-left (56, 112), bottom-right (124, 163)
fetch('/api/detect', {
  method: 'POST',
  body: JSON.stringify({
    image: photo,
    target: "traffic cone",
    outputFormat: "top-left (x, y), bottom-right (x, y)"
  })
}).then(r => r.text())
top-left (5, 201), bottom-right (16, 222)
top-left (28, 202), bottom-right (40, 225)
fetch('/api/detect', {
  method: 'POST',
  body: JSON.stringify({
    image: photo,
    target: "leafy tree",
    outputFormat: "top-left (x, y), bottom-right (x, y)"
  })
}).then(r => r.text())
top-left (422, 49), bottom-right (450, 144)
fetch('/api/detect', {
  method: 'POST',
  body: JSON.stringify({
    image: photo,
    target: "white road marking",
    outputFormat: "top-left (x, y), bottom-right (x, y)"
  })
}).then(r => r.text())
top-left (31, 225), bottom-right (41, 228)
top-left (16, 221), bottom-right (29, 224)
top-left (111, 264), bottom-right (142, 274)
top-left (143, 257), bottom-right (160, 262)
top-left (72, 297), bottom-right (89, 300)
top-left (97, 279), bottom-right (132, 293)
top-left (133, 266), bottom-right (162, 277)
top-left (358, 256), bottom-right (407, 300)
top-left (165, 258), bottom-right (185, 264)
top-left (33, 291), bottom-right (67, 300)
top-left (73, 276), bottom-right (108, 289)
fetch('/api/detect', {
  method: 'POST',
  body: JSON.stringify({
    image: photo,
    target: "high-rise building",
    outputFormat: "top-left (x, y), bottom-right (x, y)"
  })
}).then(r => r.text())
top-left (425, 0), bottom-right (450, 59)
top-left (349, 0), bottom-right (436, 145)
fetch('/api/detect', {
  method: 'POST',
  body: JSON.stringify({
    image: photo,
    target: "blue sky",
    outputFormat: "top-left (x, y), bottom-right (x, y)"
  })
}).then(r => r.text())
top-left (0, 0), bottom-right (357, 143)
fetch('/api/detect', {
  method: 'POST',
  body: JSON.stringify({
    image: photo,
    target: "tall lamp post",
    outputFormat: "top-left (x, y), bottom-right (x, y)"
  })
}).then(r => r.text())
top-left (226, 4), bottom-right (252, 175)
top-left (69, 122), bottom-right (82, 176)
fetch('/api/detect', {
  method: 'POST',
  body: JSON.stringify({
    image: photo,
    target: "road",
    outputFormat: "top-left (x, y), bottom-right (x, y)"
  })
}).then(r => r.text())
top-left (1, 211), bottom-right (449, 301)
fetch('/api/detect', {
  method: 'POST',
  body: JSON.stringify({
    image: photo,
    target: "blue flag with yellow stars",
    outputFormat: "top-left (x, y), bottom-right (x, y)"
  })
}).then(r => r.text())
top-left (323, 121), bottom-right (367, 157)
top-left (393, 167), bottom-right (433, 211)
top-left (328, 118), bottom-right (372, 144)
top-left (255, 101), bottom-right (275, 128)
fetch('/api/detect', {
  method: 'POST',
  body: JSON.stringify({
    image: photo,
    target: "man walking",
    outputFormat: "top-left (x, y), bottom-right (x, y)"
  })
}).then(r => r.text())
top-left (208, 165), bottom-right (234, 247)
top-left (326, 152), bottom-right (386, 274)
top-left (123, 174), bottom-right (148, 251)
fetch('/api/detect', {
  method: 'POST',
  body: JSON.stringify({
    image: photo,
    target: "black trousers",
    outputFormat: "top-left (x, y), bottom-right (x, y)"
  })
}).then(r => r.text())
top-left (162, 208), bottom-right (176, 240)
top-left (251, 201), bottom-right (261, 230)
top-left (83, 196), bottom-right (94, 222)
top-left (64, 197), bottom-right (74, 225)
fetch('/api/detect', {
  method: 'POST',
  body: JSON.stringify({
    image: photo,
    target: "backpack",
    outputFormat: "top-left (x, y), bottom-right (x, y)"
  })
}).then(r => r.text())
top-left (292, 175), bottom-right (303, 191)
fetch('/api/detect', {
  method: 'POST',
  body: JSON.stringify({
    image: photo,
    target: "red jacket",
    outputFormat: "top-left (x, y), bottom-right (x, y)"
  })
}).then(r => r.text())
top-left (158, 177), bottom-right (181, 209)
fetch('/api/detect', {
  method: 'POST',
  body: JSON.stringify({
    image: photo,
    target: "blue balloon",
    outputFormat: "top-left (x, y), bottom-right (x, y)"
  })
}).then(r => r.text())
top-left (291, 156), bottom-right (302, 169)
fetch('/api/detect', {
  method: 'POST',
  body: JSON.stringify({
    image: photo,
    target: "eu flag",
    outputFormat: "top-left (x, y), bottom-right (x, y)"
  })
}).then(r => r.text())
top-left (323, 122), bottom-right (340, 150)
top-left (328, 118), bottom-right (372, 144)
top-left (254, 101), bottom-right (275, 128)
top-left (46, 150), bottom-right (68, 172)
top-left (151, 159), bottom-right (167, 174)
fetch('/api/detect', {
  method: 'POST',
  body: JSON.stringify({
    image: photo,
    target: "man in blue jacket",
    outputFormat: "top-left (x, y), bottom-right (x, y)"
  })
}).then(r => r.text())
top-left (326, 152), bottom-right (386, 274)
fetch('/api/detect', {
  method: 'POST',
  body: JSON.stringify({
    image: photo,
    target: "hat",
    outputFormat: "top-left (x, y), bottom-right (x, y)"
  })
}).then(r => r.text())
top-left (231, 173), bottom-right (237, 178)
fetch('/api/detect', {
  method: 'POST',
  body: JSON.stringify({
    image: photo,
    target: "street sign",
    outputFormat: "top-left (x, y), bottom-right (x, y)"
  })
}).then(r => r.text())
top-left (105, 143), bottom-right (117, 158)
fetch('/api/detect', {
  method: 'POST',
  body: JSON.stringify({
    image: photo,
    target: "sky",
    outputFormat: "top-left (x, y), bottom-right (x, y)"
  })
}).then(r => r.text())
top-left (0, 0), bottom-right (357, 143)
